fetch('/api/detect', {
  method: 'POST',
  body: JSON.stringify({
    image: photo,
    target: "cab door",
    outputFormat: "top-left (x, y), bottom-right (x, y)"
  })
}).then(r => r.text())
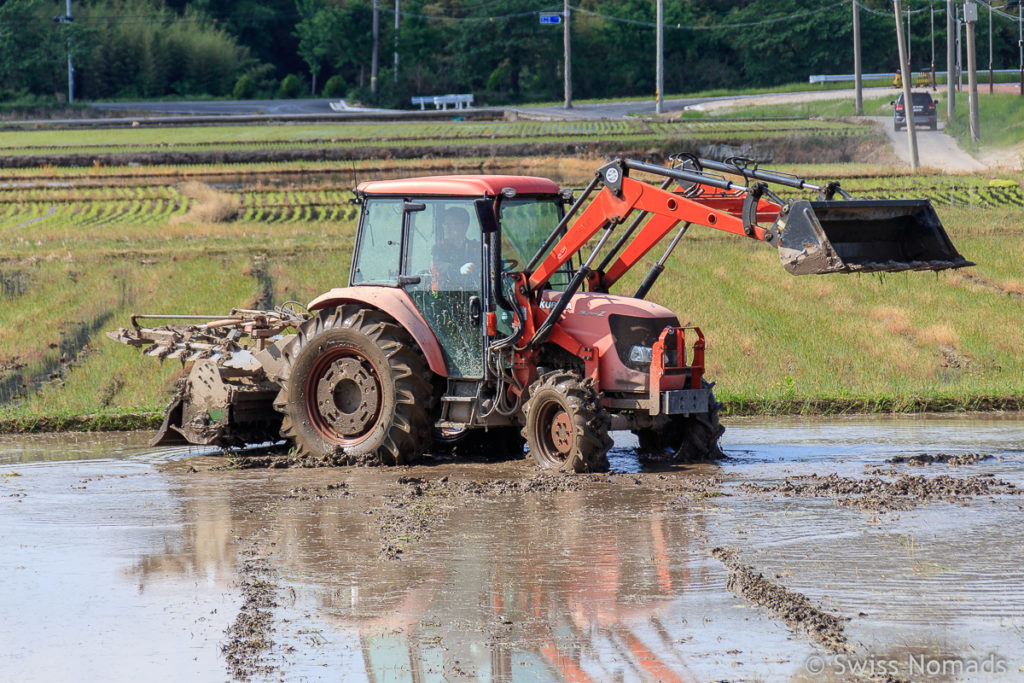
top-left (401, 199), bottom-right (485, 378)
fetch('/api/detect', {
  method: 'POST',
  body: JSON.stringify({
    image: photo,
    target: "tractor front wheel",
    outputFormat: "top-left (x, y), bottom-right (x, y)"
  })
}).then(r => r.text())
top-left (634, 381), bottom-right (725, 462)
top-left (522, 372), bottom-right (611, 473)
top-left (275, 305), bottom-right (434, 464)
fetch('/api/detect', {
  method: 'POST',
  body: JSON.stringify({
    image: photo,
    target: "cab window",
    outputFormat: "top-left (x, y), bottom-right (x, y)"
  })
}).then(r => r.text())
top-left (351, 199), bottom-right (403, 284)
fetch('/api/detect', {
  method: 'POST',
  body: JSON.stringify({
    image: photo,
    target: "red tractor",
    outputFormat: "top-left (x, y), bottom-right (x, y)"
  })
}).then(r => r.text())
top-left (111, 156), bottom-right (970, 471)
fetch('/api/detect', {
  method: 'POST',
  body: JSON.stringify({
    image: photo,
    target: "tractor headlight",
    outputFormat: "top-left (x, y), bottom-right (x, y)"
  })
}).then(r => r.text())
top-left (628, 345), bottom-right (653, 364)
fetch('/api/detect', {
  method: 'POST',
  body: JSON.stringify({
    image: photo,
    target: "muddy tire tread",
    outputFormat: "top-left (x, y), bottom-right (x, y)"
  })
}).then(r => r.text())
top-left (521, 371), bottom-right (612, 473)
top-left (274, 304), bottom-right (434, 465)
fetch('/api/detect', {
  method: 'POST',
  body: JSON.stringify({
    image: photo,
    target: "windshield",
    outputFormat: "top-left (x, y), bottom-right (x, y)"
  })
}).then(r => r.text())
top-left (499, 197), bottom-right (573, 288)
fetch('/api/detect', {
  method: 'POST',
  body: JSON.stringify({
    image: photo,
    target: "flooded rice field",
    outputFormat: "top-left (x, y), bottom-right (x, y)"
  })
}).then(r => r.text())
top-left (2, 414), bottom-right (1023, 681)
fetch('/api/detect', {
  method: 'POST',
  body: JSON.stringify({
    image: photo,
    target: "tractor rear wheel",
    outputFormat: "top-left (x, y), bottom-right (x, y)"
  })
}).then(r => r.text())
top-left (275, 305), bottom-right (434, 465)
top-left (634, 381), bottom-right (725, 462)
top-left (522, 372), bottom-right (611, 473)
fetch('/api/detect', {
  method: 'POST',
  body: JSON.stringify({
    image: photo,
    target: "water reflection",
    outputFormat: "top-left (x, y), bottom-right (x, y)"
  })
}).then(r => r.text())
top-left (133, 466), bottom-right (719, 681)
top-left (4, 414), bottom-right (1023, 681)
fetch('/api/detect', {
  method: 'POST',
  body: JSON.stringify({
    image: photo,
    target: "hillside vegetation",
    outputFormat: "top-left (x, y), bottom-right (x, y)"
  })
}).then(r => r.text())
top-left (5, 0), bottom-right (1024, 109)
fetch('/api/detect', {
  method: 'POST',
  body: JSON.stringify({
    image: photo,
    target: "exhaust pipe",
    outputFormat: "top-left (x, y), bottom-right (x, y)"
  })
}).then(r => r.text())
top-left (777, 199), bottom-right (973, 275)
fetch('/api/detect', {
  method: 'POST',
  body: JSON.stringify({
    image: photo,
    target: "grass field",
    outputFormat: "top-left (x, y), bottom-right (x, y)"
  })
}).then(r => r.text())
top-left (1, 155), bottom-right (1021, 429)
top-left (0, 118), bottom-right (873, 163)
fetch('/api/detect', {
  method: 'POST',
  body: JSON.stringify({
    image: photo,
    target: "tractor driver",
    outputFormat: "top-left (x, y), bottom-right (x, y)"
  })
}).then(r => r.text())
top-left (432, 206), bottom-right (480, 285)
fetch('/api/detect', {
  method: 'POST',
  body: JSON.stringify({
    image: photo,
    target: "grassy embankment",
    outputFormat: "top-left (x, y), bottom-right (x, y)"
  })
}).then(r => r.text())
top-left (0, 133), bottom-right (1021, 431)
top-left (946, 92), bottom-right (1024, 151)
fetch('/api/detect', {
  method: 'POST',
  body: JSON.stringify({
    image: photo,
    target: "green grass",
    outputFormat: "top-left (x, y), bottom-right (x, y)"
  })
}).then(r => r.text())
top-left (524, 78), bottom-right (906, 108)
top-left (946, 91), bottom-right (1024, 151)
top-left (683, 94), bottom-right (901, 120)
top-left (0, 118), bottom-right (872, 157)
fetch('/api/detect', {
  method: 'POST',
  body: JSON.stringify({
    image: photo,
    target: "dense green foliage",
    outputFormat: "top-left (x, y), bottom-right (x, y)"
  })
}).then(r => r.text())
top-left (3, 0), bottom-right (1023, 106)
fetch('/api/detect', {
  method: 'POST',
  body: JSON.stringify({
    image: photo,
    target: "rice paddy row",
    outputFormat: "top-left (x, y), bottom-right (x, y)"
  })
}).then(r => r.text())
top-left (2, 176), bottom-right (1022, 239)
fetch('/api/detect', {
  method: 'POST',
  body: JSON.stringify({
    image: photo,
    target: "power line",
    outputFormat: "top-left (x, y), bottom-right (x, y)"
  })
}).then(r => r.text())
top-left (572, 1), bottom-right (849, 31)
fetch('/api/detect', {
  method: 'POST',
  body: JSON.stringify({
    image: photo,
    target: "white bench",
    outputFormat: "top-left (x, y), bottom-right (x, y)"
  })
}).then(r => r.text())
top-left (411, 94), bottom-right (474, 110)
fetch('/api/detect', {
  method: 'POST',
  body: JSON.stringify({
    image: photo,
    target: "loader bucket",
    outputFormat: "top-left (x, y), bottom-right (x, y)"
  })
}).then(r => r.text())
top-left (777, 199), bottom-right (972, 275)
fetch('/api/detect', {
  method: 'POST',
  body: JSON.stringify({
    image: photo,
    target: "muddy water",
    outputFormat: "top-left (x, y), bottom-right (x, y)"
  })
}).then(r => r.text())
top-left (1, 415), bottom-right (1023, 681)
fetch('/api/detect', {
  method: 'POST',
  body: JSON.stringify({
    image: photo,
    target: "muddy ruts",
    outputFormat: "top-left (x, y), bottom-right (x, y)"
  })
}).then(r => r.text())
top-left (711, 547), bottom-right (850, 654)
top-left (221, 547), bottom-right (279, 681)
top-left (739, 472), bottom-right (1022, 512)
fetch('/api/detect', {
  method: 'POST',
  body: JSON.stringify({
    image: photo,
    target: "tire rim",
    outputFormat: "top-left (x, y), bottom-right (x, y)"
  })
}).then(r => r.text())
top-left (305, 346), bottom-right (383, 445)
top-left (536, 400), bottom-right (573, 464)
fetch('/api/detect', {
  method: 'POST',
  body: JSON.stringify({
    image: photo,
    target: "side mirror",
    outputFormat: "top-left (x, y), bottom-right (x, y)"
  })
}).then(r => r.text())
top-left (889, 100), bottom-right (896, 106)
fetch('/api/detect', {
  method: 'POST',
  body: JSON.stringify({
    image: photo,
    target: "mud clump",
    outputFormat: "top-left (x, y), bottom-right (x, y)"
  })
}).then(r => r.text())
top-left (741, 473), bottom-right (1021, 512)
top-left (227, 446), bottom-right (381, 469)
top-left (372, 477), bottom-right (452, 560)
top-left (222, 547), bottom-right (279, 681)
top-left (370, 474), bottom-right (613, 559)
top-left (285, 482), bottom-right (349, 501)
top-left (712, 547), bottom-right (849, 654)
top-left (430, 473), bottom-right (604, 496)
top-left (662, 474), bottom-right (724, 498)
top-left (886, 452), bottom-right (994, 467)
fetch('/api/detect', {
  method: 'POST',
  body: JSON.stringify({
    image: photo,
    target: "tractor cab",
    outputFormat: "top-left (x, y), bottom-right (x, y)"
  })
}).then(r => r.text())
top-left (351, 176), bottom-right (568, 379)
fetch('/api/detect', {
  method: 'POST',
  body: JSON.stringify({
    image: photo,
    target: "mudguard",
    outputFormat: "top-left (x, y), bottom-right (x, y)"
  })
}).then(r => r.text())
top-left (307, 287), bottom-right (449, 377)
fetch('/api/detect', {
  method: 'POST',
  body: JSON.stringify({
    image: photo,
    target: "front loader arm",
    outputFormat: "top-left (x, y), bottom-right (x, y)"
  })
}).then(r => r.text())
top-left (528, 160), bottom-right (773, 293)
top-left (526, 156), bottom-right (970, 302)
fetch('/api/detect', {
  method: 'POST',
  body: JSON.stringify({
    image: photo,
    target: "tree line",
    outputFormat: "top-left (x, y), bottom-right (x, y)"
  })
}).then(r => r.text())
top-left (1, 0), bottom-right (1021, 107)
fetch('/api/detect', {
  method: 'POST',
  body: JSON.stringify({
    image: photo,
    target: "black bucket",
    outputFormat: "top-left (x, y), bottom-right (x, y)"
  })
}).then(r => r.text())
top-left (776, 199), bottom-right (973, 275)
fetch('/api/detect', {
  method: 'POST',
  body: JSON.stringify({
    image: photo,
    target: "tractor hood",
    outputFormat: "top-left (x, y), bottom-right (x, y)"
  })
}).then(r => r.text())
top-left (540, 290), bottom-right (682, 393)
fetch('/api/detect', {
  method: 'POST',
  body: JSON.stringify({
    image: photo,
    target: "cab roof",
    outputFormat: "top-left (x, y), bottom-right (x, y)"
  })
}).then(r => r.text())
top-left (356, 175), bottom-right (560, 197)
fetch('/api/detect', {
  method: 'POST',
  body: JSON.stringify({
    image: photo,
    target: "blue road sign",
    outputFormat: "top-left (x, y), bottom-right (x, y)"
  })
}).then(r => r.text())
top-left (539, 13), bottom-right (562, 25)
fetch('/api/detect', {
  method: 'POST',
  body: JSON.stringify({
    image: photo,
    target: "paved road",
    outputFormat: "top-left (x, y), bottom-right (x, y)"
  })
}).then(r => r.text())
top-left (509, 96), bottom-right (723, 120)
top-left (90, 96), bottom-right (726, 120)
top-left (91, 98), bottom-right (356, 116)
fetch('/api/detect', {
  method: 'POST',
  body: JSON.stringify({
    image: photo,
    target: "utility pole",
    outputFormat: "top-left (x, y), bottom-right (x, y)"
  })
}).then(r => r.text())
top-left (930, 6), bottom-right (936, 89)
top-left (959, 6), bottom-right (964, 90)
top-left (854, 0), bottom-right (863, 114)
top-left (564, 0), bottom-right (572, 109)
top-left (53, 0), bottom-right (74, 104)
top-left (66, 0), bottom-right (73, 104)
top-left (371, 0), bottom-right (379, 95)
top-left (394, 0), bottom-right (400, 84)
top-left (656, 0), bottom-right (664, 114)
top-left (965, 1), bottom-right (980, 141)
top-left (948, 0), bottom-right (956, 119)
top-left (906, 6), bottom-right (912, 68)
top-left (894, 0), bottom-right (919, 170)
top-left (989, 1), bottom-right (994, 93)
